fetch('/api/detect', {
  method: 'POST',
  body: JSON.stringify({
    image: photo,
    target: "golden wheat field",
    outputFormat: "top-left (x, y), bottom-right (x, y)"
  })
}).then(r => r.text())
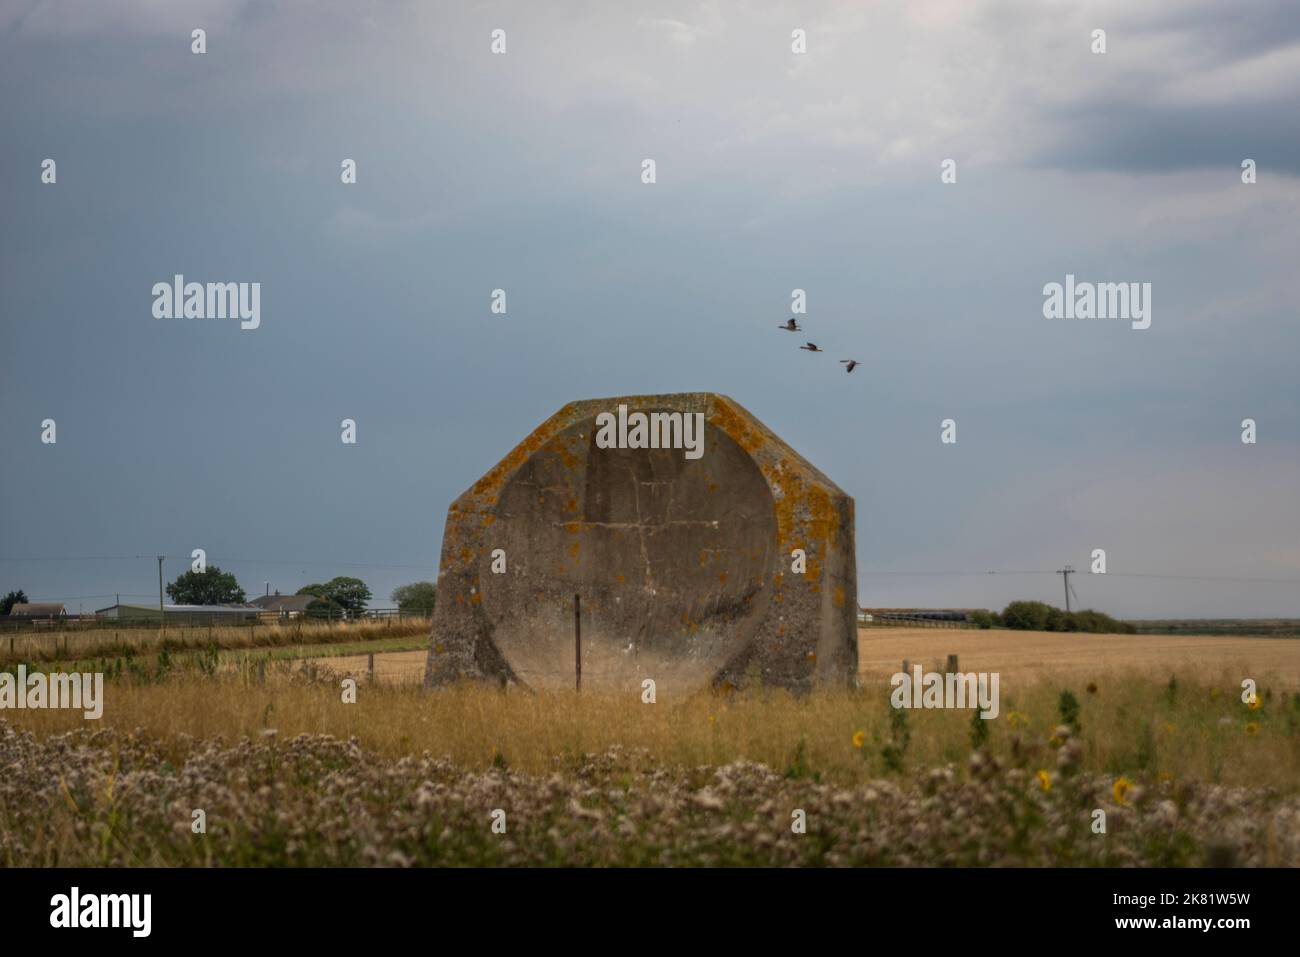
top-left (305, 627), bottom-right (1300, 690)
top-left (856, 627), bottom-right (1300, 688)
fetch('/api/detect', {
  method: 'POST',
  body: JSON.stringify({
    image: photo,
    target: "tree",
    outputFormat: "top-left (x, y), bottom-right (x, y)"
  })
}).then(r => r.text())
top-left (1001, 600), bottom-right (1053, 631)
top-left (391, 581), bottom-right (437, 616)
top-left (297, 576), bottom-right (371, 615)
top-left (2, 590), bottom-right (29, 615)
top-left (166, 566), bottom-right (247, 605)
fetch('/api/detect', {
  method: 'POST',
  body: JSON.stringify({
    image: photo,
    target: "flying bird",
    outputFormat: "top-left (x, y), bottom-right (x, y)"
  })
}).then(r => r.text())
top-left (778, 318), bottom-right (802, 331)
top-left (799, 342), bottom-right (823, 352)
top-left (840, 359), bottom-right (860, 373)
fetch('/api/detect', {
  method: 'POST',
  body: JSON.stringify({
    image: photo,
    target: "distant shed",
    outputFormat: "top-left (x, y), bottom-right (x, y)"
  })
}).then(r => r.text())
top-left (5, 602), bottom-right (67, 621)
top-left (94, 603), bottom-right (259, 624)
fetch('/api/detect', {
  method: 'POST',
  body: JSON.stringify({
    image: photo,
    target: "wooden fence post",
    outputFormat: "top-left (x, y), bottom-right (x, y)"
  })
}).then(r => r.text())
top-left (368, 652), bottom-right (375, 683)
top-left (574, 594), bottom-right (582, 692)
top-left (946, 653), bottom-right (959, 674)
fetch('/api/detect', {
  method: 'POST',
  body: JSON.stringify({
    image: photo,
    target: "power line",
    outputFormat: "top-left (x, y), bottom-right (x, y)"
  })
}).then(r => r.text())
top-left (4, 557), bottom-right (1298, 584)
top-left (863, 569), bottom-right (1300, 584)
top-left (858, 570), bottom-right (1057, 577)
top-left (0, 555), bottom-right (435, 570)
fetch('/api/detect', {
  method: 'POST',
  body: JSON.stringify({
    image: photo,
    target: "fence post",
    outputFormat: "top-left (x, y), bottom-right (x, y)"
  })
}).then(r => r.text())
top-left (368, 652), bottom-right (375, 683)
top-left (946, 653), bottom-right (959, 674)
top-left (574, 594), bottom-right (581, 692)
top-left (257, 658), bottom-right (266, 685)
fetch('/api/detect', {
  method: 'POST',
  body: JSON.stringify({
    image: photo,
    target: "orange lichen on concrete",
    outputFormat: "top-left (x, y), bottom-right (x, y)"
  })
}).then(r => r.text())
top-left (469, 413), bottom-right (569, 499)
top-left (708, 396), bottom-right (765, 455)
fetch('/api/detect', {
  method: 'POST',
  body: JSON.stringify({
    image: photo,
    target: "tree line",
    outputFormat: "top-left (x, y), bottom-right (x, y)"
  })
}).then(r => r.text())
top-left (969, 600), bottom-right (1135, 634)
top-left (1, 572), bottom-right (437, 617)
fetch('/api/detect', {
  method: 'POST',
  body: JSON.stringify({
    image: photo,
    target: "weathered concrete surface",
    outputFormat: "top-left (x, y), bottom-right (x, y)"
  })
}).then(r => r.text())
top-left (425, 393), bottom-right (857, 695)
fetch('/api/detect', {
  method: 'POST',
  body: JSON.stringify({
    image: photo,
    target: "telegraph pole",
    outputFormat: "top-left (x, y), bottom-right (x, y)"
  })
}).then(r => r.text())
top-left (157, 555), bottom-right (166, 632)
top-left (1057, 565), bottom-right (1074, 612)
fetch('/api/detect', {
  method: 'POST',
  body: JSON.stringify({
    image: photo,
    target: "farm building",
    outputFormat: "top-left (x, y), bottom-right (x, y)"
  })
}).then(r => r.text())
top-left (4, 602), bottom-right (67, 622)
top-left (94, 603), bottom-right (260, 624)
top-left (249, 594), bottom-right (315, 617)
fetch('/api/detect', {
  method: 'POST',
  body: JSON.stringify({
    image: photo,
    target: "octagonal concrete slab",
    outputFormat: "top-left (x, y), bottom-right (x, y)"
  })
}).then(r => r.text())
top-left (425, 393), bottom-right (857, 695)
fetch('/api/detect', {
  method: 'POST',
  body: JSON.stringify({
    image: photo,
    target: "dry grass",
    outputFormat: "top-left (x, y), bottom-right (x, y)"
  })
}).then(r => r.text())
top-left (4, 638), bottom-right (1299, 866)
top-left (5, 663), bottom-right (1298, 793)
top-left (0, 618), bottom-right (429, 666)
top-left (3, 666), bottom-right (1299, 865)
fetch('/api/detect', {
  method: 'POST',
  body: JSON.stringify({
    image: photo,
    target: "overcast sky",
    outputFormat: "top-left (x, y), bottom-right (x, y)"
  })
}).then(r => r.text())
top-left (1, 0), bottom-right (1297, 617)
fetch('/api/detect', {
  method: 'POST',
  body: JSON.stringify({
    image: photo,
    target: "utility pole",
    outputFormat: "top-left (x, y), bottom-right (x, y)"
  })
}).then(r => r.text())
top-left (1057, 565), bottom-right (1074, 612)
top-left (157, 555), bottom-right (166, 633)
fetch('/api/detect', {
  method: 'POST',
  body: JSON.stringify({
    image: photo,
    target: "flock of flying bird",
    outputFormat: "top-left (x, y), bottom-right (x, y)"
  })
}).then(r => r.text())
top-left (777, 317), bottom-right (859, 372)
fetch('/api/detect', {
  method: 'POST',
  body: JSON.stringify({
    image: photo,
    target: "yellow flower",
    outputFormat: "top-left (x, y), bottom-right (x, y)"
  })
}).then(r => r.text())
top-left (1245, 722), bottom-right (1260, 736)
top-left (1160, 721), bottom-right (1177, 735)
top-left (1246, 694), bottom-right (1261, 711)
top-left (1113, 777), bottom-right (1133, 805)
top-left (1008, 711), bottom-right (1029, 729)
top-left (1157, 771), bottom-right (1174, 784)
top-left (1036, 769), bottom-right (1052, 792)
top-left (852, 730), bottom-right (866, 749)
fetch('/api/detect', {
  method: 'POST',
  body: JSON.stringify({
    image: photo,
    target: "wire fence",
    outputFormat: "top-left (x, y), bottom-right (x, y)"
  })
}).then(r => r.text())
top-left (860, 614), bottom-right (977, 630)
top-left (0, 606), bottom-right (427, 633)
top-left (0, 610), bottom-right (433, 664)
